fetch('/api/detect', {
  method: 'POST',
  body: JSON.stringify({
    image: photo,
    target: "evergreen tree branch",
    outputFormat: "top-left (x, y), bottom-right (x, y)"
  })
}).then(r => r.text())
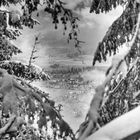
top-left (86, 106), bottom-right (140, 140)
top-left (78, 60), bottom-right (123, 140)
top-left (0, 115), bottom-right (16, 135)
top-left (93, 2), bottom-right (140, 65)
top-left (78, 12), bottom-right (140, 140)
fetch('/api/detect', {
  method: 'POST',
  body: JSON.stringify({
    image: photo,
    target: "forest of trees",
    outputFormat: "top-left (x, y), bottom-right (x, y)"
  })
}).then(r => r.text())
top-left (0, 0), bottom-right (140, 140)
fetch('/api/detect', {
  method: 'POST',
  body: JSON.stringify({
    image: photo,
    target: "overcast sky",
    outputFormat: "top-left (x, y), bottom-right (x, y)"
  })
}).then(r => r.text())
top-left (12, 1), bottom-right (123, 68)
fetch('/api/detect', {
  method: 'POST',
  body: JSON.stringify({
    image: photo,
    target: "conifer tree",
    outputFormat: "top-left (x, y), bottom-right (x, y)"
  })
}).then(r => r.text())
top-left (77, 1), bottom-right (140, 140)
top-left (0, 0), bottom-right (79, 139)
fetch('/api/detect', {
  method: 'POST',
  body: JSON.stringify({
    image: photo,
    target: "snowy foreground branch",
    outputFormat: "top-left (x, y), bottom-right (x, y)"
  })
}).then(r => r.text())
top-left (86, 105), bottom-right (140, 140)
top-left (79, 13), bottom-right (140, 140)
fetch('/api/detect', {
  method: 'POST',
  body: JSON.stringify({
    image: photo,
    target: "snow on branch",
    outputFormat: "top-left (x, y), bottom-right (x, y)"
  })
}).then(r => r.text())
top-left (86, 105), bottom-right (140, 140)
top-left (90, 0), bottom-right (126, 13)
top-left (92, 2), bottom-right (140, 66)
top-left (78, 12), bottom-right (140, 140)
top-left (83, 13), bottom-right (140, 140)
top-left (0, 115), bottom-right (16, 135)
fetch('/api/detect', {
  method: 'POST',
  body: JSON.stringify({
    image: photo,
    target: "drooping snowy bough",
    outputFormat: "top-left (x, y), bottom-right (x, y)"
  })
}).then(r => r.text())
top-left (77, 1), bottom-right (140, 140)
top-left (0, 68), bottom-right (75, 140)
